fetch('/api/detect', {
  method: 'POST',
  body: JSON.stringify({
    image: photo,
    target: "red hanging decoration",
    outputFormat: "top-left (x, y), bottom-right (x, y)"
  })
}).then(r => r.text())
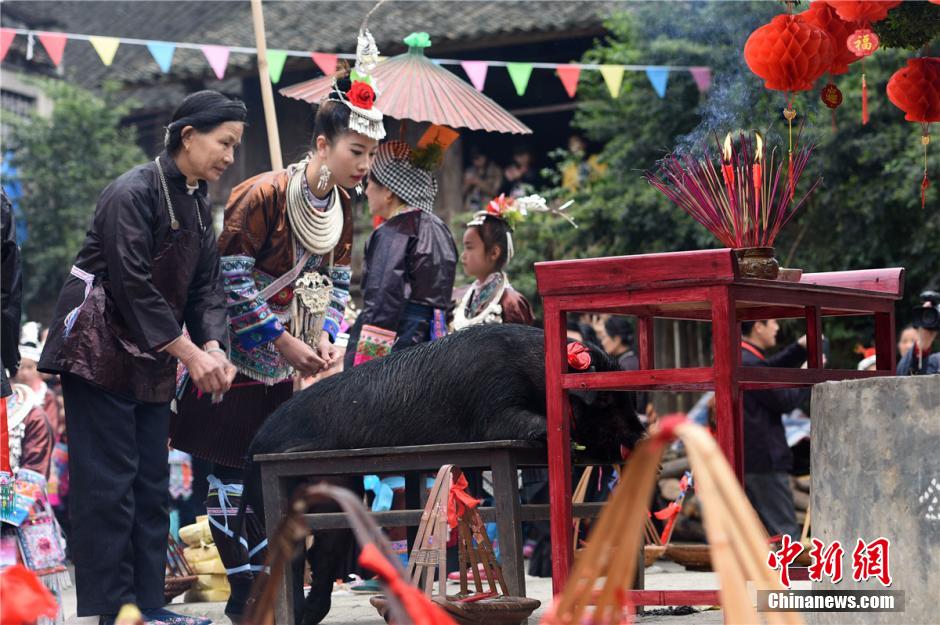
top-left (744, 14), bottom-right (835, 92)
top-left (847, 29), bottom-right (880, 58)
top-left (886, 57), bottom-right (940, 208)
top-left (821, 0), bottom-right (901, 24)
top-left (745, 12), bottom-right (832, 200)
top-left (801, 2), bottom-right (863, 75)
top-left (821, 82), bottom-right (844, 131)
top-left (820, 1), bottom-right (899, 127)
top-left (861, 70), bottom-right (869, 125)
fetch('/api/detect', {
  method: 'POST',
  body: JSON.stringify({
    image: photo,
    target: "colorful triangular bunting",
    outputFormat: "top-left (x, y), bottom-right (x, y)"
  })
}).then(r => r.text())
top-left (461, 60), bottom-right (488, 92)
top-left (311, 52), bottom-right (338, 76)
top-left (556, 64), bottom-right (581, 98)
top-left (37, 32), bottom-right (67, 67)
top-left (599, 65), bottom-right (624, 98)
top-left (507, 62), bottom-right (533, 97)
top-left (89, 36), bottom-right (120, 66)
top-left (690, 67), bottom-right (712, 93)
top-left (645, 66), bottom-right (669, 98)
top-left (1, 29), bottom-right (15, 63)
top-left (147, 42), bottom-right (175, 73)
top-left (266, 49), bottom-right (288, 84)
top-left (202, 45), bottom-right (230, 81)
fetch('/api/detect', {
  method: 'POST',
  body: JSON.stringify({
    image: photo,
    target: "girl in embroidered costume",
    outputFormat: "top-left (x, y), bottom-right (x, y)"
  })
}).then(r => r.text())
top-left (170, 70), bottom-right (384, 623)
top-left (452, 194), bottom-right (553, 329)
top-left (345, 141), bottom-right (458, 367)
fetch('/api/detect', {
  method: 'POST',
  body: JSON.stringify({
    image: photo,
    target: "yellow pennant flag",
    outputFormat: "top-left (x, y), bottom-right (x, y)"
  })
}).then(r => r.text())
top-left (89, 36), bottom-right (120, 66)
top-left (599, 65), bottom-right (624, 99)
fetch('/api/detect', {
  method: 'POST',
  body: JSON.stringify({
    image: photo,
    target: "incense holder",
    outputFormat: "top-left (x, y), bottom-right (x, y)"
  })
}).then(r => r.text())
top-left (734, 247), bottom-right (779, 280)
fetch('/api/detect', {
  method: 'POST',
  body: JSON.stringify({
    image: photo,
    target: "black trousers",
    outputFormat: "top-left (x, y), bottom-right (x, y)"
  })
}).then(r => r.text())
top-left (745, 471), bottom-right (800, 540)
top-left (62, 373), bottom-right (170, 616)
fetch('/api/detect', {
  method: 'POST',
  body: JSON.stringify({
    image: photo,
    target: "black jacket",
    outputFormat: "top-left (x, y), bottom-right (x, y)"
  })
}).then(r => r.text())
top-left (742, 340), bottom-right (810, 473)
top-left (357, 209), bottom-right (458, 330)
top-left (39, 152), bottom-right (228, 402)
top-left (1, 191), bottom-right (22, 398)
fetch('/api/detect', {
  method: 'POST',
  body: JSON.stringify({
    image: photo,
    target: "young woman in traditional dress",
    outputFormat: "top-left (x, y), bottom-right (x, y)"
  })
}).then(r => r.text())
top-left (38, 90), bottom-right (244, 625)
top-left (169, 73), bottom-right (384, 623)
top-left (345, 141), bottom-right (458, 367)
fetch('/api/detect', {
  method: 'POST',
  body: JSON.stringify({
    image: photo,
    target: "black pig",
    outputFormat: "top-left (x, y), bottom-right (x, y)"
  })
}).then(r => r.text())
top-left (246, 324), bottom-right (645, 624)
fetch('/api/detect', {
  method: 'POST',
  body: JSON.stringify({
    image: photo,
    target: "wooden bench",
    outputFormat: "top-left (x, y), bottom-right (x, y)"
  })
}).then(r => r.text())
top-left (255, 440), bottom-right (605, 625)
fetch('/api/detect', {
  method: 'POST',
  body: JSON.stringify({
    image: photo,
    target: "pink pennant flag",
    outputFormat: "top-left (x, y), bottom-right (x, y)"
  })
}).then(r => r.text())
top-left (461, 60), bottom-right (489, 92)
top-left (690, 67), bottom-right (712, 93)
top-left (38, 32), bottom-right (67, 67)
top-left (311, 52), bottom-right (338, 76)
top-left (201, 45), bottom-right (230, 80)
top-left (0, 29), bottom-right (15, 63)
top-left (557, 64), bottom-right (581, 99)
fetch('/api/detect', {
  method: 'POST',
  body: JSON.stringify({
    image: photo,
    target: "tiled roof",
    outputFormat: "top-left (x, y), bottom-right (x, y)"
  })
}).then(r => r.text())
top-left (2, 1), bottom-right (615, 88)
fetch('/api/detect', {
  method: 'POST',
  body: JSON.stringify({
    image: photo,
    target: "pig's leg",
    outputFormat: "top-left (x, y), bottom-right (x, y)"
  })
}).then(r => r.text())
top-left (301, 527), bottom-right (355, 625)
top-left (486, 409), bottom-right (547, 442)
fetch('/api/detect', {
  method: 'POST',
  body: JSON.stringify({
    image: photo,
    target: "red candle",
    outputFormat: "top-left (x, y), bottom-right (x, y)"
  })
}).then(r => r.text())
top-left (753, 132), bottom-right (763, 213)
top-left (722, 133), bottom-right (735, 208)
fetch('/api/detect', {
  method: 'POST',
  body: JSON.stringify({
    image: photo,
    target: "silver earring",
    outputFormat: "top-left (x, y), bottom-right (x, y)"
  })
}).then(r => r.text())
top-left (317, 164), bottom-right (331, 191)
top-left (355, 182), bottom-right (363, 195)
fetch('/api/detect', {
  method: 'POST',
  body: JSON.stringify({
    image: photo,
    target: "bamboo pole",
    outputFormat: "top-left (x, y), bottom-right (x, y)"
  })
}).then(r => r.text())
top-left (250, 0), bottom-right (283, 171)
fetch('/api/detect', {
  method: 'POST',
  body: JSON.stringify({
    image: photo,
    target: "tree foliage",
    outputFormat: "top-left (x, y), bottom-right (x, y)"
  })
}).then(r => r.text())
top-left (9, 80), bottom-right (145, 320)
top-left (508, 1), bottom-right (939, 367)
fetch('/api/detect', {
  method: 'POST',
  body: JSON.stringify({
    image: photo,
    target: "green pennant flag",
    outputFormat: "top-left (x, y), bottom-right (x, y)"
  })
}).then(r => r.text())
top-left (506, 62), bottom-right (533, 97)
top-left (266, 49), bottom-right (288, 84)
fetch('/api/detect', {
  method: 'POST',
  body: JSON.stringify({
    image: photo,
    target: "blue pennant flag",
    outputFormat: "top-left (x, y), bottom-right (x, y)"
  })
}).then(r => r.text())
top-left (645, 66), bottom-right (670, 98)
top-left (147, 42), bottom-right (176, 73)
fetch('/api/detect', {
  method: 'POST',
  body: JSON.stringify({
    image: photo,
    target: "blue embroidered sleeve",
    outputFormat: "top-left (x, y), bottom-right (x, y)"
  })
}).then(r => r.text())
top-left (323, 264), bottom-right (351, 342)
top-left (221, 255), bottom-right (285, 349)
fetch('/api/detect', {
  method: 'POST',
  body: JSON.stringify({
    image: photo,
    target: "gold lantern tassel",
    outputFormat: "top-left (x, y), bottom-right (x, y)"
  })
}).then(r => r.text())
top-left (784, 104), bottom-right (796, 201)
top-left (922, 126), bottom-right (930, 210)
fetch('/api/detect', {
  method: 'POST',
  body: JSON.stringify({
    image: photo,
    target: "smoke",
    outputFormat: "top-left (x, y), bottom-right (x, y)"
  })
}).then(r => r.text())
top-left (667, 1), bottom-right (830, 158)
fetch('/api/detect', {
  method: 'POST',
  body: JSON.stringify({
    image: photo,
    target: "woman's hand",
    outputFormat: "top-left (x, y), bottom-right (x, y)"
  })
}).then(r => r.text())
top-left (164, 337), bottom-right (236, 394)
top-left (187, 349), bottom-right (236, 395)
top-left (316, 331), bottom-right (339, 369)
top-left (274, 332), bottom-right (326, 377)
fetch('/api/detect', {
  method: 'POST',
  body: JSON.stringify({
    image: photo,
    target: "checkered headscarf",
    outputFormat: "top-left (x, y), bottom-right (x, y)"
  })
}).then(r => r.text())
top-left (370, 141), bottom-right (437, 214)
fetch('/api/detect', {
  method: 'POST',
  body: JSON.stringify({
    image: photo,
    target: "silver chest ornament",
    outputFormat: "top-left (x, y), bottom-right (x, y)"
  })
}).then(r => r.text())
top-left (291, 272), bottom-right (333, 348)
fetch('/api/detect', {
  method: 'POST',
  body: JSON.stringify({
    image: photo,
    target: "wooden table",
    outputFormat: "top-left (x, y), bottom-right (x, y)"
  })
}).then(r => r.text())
top-left (534, 248), bottom-right (904, 599)
top-left (254, 440), bottom-right (605, 625)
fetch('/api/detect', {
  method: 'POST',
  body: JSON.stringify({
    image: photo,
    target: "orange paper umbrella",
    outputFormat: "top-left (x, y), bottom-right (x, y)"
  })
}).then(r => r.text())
top-left (281, 32), bottom-right (531, 134)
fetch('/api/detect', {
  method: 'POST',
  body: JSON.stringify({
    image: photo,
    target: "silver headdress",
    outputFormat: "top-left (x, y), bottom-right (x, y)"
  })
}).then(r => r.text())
top-left (321, 6), bottom-right (387, 141)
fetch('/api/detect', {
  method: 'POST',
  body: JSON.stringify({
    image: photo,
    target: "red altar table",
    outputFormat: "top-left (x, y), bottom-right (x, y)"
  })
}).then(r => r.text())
top-left (534, 248), bottom-right (904, 601)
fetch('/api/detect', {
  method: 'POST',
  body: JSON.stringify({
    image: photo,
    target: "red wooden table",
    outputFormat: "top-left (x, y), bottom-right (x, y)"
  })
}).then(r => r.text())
top-left (534, 248), bottom-right (904, 601)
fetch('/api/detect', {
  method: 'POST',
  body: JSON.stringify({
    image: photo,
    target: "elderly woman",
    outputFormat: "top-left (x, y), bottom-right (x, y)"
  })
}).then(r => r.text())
top-left (39, 90), bottom-right (243, 625)
top-left (347, 140), bottom-right (458, 367)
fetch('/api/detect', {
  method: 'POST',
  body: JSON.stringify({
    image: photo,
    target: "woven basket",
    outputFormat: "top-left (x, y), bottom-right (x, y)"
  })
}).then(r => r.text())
top-left (164, 575), bottom-right (196, 603)
top-left (665, 542), bottom-right (712, 570)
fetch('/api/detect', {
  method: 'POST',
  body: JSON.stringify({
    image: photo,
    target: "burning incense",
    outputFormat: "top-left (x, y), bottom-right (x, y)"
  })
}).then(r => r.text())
top-left (646, 131), bottom-right (818, 249)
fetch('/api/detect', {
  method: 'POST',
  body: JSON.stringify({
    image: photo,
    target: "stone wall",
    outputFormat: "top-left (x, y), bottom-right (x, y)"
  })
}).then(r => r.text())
top-left (810, 376), bottom-right (940, 625)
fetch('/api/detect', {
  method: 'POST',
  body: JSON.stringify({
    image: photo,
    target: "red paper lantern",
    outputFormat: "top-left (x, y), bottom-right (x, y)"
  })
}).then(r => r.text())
top-left (744, 14), bottom-right (835, 93)
top-left (801, 2), bottom-right (863, 75)
top-left (886, 57), bottom-right (940, 208)
top-left (886, 57), bottom-right (940, 123)
top-left (821, 1), bottom-right (901, 24)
